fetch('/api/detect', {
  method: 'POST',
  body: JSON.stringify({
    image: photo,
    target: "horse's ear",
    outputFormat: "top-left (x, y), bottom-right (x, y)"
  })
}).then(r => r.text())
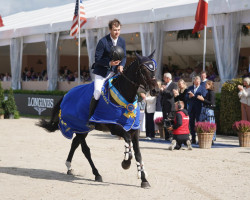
top-left (148, 49), bottom-right (156, 59)
top-left (135, 51), bottom-right (142, 61)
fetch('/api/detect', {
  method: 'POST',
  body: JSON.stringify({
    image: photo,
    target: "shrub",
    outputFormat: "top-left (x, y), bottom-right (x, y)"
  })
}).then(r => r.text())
top-left (0, 108), bottom-right (4, 115)
top-left (4, 88), bottom-right (18, 118)
top-left (0, 82), bottom-right (4, 107)
top-left (195, 122), bottom-right (216, 133)
top-left (232, 120), bottom-right (250, 133)
top-left (220, 78), bottom-right (242, 135)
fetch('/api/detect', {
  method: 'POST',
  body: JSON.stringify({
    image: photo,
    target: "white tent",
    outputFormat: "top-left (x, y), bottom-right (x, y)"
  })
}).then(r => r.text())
top-left (0, 0), bottom-right (250, 45)
top-left (0, 0), bottom-right (250, 90)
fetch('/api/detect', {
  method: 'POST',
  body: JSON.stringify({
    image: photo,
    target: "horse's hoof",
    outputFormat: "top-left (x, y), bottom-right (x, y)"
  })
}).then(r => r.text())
top-left (141, 181), bottom-right (151, 189)
top-left (121, 160), bottom-right (131, 170)
top-left (67, 169), bottom-right (74, 175)
top-left (95, 175), bottom-right (103, 182)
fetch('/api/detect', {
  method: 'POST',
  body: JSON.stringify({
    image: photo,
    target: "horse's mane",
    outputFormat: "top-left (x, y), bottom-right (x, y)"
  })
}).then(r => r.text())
top-left (123, 58), bottom-right (138, 74)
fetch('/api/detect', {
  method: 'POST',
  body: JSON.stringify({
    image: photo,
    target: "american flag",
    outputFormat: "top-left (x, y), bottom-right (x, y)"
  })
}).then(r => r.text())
top-left (70, 0), bottom-right (87, 37)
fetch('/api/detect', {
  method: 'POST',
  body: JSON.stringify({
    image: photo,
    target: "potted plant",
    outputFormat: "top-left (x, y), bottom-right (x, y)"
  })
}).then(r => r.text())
top-left (232, 120), bottom-right (250, 147)
top-left (154, 117), bottom-right (164, 139)
top-left (195, 122), bottom-right (216, 149)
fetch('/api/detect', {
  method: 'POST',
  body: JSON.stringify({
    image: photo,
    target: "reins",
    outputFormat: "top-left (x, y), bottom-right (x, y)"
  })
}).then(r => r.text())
top-left (118, 60), bottom-right (150, 92)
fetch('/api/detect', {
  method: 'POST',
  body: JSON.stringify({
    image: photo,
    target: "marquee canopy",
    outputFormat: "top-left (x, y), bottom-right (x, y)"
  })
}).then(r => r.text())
top-left (0, 0), bottom-right (249, 46)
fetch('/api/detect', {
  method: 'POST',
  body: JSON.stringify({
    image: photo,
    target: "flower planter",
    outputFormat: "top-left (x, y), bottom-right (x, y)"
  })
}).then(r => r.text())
top-left (198, 132), bottom-right (214, 149)
top-left (238, 132), bottom-right (250, 147)
top-left (158, 125), bottom-right (165, 139)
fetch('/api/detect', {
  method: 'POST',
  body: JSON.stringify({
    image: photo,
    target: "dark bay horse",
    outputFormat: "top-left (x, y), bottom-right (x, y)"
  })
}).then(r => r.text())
top-left (37, 51), bottom-right (159, 188)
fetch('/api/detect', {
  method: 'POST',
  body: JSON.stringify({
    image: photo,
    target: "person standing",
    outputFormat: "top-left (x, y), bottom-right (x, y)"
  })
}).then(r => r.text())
top-left (238, 77), bottom-right (250, 121)
top-left (160, 73), bottom-right (177, 140)
top-left (200, 71), bottom-right (208, 87)
top-left (173, 79), bottom-right (188, 109)
top-left (88, 19), bottom-right (126, 128)
top-left (197, 80), bottom-right (216, 142)
top-left (186, 76), bottom-right (207, 144)
top-left (141, 92), bottom-right (157, 140)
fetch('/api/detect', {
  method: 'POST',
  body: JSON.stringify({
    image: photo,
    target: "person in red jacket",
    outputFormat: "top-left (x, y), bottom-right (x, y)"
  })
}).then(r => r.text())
top-left (167, 101), bottom-right (192, 150)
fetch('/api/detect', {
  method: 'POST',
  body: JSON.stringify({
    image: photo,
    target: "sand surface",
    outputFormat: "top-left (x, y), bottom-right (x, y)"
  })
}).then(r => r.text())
top-left (1, 118), bottom-right (250, 200)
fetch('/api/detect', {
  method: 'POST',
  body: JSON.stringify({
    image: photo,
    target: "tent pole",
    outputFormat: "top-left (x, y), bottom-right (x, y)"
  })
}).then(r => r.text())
top-left (77, 0), bottom-right (81, 85)
top-left (203, 25), bottom-right (207, 71)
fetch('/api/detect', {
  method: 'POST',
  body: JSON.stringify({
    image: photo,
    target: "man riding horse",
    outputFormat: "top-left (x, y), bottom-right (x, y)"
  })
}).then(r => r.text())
top-left (38, 19), bottom-right (160, 188)
top-left (88, 18), bottom-right (126, 129)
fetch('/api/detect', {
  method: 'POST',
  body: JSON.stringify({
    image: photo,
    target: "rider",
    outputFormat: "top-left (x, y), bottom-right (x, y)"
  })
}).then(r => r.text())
top-left (88, 18), bottom-right (127, 128)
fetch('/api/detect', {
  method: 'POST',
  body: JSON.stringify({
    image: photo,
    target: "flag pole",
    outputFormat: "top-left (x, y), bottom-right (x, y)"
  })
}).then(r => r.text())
top-left (77, 0), bottom-right (81, 85)
top-left (202, 25), bottom-right (207, 71)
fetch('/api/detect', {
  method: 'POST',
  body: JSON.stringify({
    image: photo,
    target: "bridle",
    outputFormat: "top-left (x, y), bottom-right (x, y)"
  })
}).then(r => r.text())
top-left (120, 60), bottom-right (154, 92)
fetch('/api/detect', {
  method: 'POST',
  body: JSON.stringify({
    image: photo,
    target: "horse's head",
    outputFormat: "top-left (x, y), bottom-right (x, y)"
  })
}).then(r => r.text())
top-left (135, 50), bottom-right (160, 96)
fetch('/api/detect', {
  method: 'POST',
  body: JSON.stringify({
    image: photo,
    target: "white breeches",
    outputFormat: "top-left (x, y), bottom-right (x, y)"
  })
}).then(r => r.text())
top-left (93, 72), bottom-right (115, 100)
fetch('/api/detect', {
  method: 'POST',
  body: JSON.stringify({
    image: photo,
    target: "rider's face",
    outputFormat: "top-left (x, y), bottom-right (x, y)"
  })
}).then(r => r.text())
top-left (110, 25), bottom-right (121, 40)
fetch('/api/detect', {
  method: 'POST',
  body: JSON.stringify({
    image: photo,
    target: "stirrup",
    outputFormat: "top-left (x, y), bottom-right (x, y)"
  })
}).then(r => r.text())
top-left (87, 122), bottom-right (95, 129)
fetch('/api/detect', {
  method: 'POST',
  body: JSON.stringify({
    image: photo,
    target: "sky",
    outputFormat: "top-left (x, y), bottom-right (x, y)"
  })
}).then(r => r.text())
top-left (0, 0), bottom-right (76, 17)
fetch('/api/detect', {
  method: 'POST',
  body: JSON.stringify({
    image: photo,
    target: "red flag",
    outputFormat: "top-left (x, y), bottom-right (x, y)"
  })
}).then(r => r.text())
top-left (0, 15), bottom-right (4, 27)
top-left (192, 0), bottom-right (208, 34)
top-left (70, 0), bottom-right (87, 38)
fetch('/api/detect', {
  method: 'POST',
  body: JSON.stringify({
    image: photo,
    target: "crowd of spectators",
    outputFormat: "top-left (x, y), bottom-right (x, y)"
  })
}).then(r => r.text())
top-left (162, 63), bottom-right (220, 83)
top-left (1, 63), bottom-right (249, 83)
top-left (0, 66), bottom-right (92, 82)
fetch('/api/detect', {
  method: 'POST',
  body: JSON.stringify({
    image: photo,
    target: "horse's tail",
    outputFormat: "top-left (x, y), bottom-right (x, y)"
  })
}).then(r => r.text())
top-left (36, 97), bottom-right (63, 132)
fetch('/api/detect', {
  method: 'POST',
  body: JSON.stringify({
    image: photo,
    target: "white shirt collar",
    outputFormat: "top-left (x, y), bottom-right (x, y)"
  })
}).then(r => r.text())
top-left (110, 34), bottom-right (118, 46)
top-left (194, 84), bottom-right (200, 89)
top-left (166, 80), bottom-right (172, 87)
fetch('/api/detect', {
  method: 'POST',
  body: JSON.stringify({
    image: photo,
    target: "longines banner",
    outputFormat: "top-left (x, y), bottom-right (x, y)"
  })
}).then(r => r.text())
top-left (14, 94), bottom-right (63, 116)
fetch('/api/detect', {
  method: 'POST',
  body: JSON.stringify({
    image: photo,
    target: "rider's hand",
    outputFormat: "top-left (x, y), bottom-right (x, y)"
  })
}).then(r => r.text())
top-left (110, 60), bottom-right (121, 66)
top-left (117, 65), bottom-right (123, 73)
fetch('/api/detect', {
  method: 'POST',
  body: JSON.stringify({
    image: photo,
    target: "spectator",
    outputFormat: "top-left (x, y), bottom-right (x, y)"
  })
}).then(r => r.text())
top-left (185, 76), bottom-right (207, 144)
top-left (173, 79), bottom-right (188, 109)
top-left (197, 80), bottom-right (216, 143)
top-left (167, 101), bottom-right (192, 150)
top-left (160, 72), bottom-right (177, 141)
top-left (242, 69), bottom-right (250, 78)
top-left (200, 71), bottom-right (207, 87)
top-left (3, 72), bottom-right (11, 81)
top-left (189, 66), bottom-right (200, 79)
top-left (141, 92), bottom-right (157, 140)
top-left (154, 81), bottom-right (163, 137)
top-left (238, 77), bottom-right (250, 121)
top-left (67, 73), bottom-right (75, 82)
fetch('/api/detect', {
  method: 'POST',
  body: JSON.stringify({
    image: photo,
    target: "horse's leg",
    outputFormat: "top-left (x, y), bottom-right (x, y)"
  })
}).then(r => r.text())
top-left (132, 129), bottom-right (150, 189)
top-left (80, 134), bottom-right (103, 182)
top-left (65, 134), bottom-right (81, 175)
top-left (121, 131), bottom-right (133, 170)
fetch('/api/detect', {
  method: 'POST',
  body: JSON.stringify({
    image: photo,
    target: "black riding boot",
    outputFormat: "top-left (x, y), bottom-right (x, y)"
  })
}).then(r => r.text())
top-left (87, 97), bottom-right (99, 129)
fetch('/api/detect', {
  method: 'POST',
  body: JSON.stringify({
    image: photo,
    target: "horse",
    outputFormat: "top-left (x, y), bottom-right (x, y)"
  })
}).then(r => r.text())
top-left (37, 51), bottom-right (160, 188)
